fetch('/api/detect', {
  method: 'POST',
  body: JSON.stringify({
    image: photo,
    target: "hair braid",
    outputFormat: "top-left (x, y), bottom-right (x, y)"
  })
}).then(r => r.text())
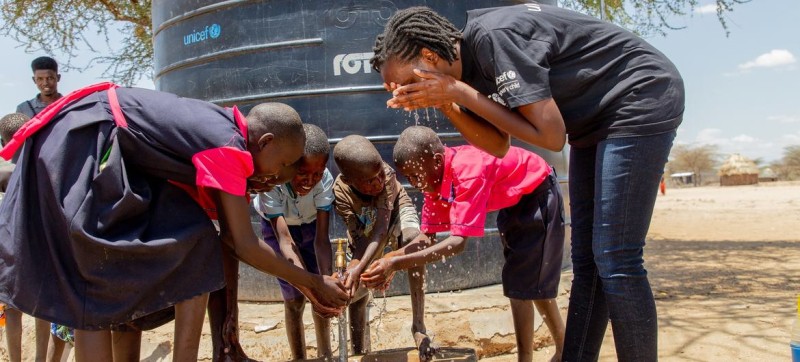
top-left (371, 6), bottom-right (462, 72)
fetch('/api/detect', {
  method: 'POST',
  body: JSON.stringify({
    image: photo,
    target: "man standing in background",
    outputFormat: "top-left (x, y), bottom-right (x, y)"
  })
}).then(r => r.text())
top-left (16, 56), bottom-right (62, 117)
top-left (5, 55), bottom-right (68, 362)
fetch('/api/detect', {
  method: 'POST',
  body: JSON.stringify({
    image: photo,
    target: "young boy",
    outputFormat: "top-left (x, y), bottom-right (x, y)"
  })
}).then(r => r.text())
top-left (254, 123), bottom-right (334, 360)
top-left (0, 83), bottom-right (348, 361)
top-left (16, 56), bottom-right (63, 118)
top-left (362, 126), bottom-right (566, 362)
top-left (332, 135), bottom-right (433, 359)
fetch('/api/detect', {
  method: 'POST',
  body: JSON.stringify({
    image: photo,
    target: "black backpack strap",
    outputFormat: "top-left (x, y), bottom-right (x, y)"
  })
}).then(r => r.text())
top-left (26, 100), bottom-right (36, 116)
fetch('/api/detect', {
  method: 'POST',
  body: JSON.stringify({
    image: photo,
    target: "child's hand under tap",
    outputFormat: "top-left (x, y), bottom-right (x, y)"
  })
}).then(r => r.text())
top-left (361, 254), bottom-right (397, 291)
top-left (344, 259), bottom-right (364, 298)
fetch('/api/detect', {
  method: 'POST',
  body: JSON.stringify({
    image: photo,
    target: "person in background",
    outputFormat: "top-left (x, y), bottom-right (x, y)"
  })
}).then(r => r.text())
top-left (16, 56), bottom-right (62, 118)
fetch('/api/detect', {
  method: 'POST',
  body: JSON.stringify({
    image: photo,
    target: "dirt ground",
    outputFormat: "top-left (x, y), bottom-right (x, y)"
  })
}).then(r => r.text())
top-left (2, 181), bottom-right (799, 361)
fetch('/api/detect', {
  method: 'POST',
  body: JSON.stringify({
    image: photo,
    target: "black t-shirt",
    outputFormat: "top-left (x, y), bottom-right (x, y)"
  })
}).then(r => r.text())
top-left (459, 4), bottom-right (685, 147)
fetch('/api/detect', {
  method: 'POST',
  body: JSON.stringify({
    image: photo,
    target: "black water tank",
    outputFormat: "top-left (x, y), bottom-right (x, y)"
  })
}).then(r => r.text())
top-left (152, 0), bottom-right (566, 302)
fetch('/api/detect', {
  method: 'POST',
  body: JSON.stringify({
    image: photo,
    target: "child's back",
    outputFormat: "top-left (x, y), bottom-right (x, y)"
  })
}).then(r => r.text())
top-left (0, 84), bottom-right (346, 328)
top-left (420, 145), bottom-right (552, 236)
top-left (0, 83), bottom-right (347, 361)
top-left (0, 85), bottom-right (245, 330)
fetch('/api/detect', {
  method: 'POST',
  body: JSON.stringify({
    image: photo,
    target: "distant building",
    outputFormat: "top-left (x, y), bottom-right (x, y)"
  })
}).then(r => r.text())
top-left (670, 172), bottom-right (695, 186)
top-left (759, 168), bottom-right (778, 182)
top-left (718, 154), bottom-right (759, 186)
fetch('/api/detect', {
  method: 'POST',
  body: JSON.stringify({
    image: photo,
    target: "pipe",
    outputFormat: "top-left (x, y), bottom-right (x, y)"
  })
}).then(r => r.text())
top-left (334, 238), bottom-right (348, 362)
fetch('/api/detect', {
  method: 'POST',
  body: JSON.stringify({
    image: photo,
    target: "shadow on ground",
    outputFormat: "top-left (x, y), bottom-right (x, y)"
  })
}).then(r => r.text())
top-left (640, 239), bottom-right (800, 361)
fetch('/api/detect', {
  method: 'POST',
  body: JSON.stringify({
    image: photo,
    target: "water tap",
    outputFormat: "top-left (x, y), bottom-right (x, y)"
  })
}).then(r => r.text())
top-left (334, 238), bottom-right (347, 273)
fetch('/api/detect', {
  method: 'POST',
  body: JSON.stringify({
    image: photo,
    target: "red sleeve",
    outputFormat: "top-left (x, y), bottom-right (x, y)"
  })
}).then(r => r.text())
top-left (192, 146), bottom-right (254, 197)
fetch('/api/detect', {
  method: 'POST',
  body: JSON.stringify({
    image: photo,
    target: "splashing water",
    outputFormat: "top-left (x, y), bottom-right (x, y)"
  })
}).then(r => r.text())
top-left (402, 107), bottom-right (439, 128)
top-left (424, 108), bottom-right (430, 124)
top-left (337, 287), bottom-right (348, 361)
top-left (369, 289), bottom-right (390, 347)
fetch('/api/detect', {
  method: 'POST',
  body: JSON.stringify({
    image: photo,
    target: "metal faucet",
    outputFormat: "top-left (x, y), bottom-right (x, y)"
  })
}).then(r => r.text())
top-left (334, 238), bottom-right (348, 362)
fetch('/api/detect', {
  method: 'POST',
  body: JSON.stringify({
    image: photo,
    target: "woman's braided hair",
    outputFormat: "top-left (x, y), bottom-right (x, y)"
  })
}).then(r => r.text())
top-left (370, 6), bottom-right (462, 72)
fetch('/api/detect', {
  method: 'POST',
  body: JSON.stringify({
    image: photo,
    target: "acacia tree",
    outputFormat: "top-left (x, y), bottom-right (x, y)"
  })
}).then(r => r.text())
top-left (0, 0), bottom-right (151, 86)
top-left (667, 144), bottom-right (719, 186)
top-left (771, 145), bottom-right (800, 180)
top-left (560, 0), bottom-right (748, 37)
top-left (0, 0), bottom-right (747, 85)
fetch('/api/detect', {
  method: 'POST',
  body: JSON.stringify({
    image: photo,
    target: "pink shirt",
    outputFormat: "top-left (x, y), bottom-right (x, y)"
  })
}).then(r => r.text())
top-left (191, 105), bottom-right (253, 197)
top-left (183, 106), bottom-right (252, 220)
top-left (421, 146), bottom-right (551, 237)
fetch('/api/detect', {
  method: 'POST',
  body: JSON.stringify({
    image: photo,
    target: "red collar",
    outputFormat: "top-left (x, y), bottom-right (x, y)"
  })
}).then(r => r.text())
top-left (232, 105), bottom-right (248, 145)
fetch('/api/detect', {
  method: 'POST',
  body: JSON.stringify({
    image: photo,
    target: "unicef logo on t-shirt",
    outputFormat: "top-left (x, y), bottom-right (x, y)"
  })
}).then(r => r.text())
top-left (183, 24), bottom-right (222, 46)
top-left (494, 69), bottom-right (521, 100)
top-left (495, 70), bottom-right (518, 85)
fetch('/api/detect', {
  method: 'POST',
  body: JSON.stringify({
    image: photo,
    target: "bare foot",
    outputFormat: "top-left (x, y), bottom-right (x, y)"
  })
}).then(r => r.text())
top-left (221, 340), bottom-right (260, 362)
top-left (413, 332), bottom-right (438, 362)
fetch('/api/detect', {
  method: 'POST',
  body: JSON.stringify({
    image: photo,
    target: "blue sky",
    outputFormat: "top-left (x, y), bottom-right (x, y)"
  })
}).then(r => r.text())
top-left (0, 0), bottom-right (796, 162)
top-left (644, 0), bottom-right (799, 163)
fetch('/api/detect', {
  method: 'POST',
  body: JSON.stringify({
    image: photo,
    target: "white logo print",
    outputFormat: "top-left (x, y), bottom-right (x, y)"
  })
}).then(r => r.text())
top-left (488, 93), bottom-right (508, 107)
top-left (495, 70), bottom-right (519, 84)
top-left (495, 69), bottom-right (521, 98)
top-left (525, 3), bottom-right (542, 11)
top-left (333, 52), bottom-right (374, 76)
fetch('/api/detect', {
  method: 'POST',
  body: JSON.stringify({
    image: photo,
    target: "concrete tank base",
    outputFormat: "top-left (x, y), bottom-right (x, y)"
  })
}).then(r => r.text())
top-left (307, 347), bottom-right (478, 362)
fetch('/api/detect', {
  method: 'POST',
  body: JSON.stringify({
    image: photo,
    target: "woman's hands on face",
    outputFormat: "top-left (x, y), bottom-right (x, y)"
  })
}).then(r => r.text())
top-left (386, 69), bottom-right (461, 111)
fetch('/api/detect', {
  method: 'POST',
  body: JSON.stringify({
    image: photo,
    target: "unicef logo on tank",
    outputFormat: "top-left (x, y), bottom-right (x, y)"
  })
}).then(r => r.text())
top-left (183, 24), bottom-right (221, 46)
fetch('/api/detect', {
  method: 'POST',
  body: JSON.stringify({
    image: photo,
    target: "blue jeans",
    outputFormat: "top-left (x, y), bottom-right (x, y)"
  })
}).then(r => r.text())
top-left (563, 131), bottom-right (675, 362)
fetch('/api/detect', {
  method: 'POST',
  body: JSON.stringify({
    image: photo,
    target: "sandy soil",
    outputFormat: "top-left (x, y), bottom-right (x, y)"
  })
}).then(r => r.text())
top-left (2, 181), bottom-right (799, 361)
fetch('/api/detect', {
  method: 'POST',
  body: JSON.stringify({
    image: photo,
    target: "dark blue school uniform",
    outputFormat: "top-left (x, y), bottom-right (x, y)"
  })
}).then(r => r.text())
top-left (0, 83), bottom-right (253, 330)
